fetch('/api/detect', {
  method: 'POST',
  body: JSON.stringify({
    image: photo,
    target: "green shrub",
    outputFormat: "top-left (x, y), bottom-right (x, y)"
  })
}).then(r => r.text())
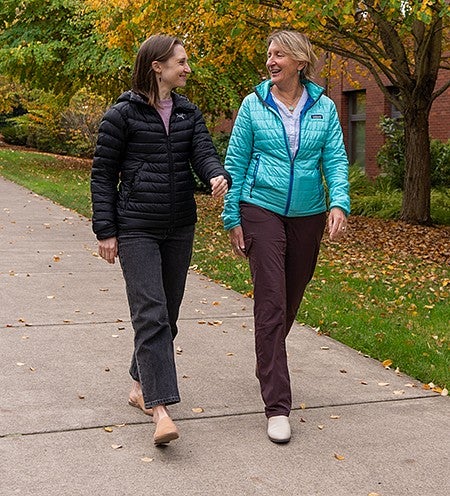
top-left (431, 139), bottom-right (450, 188)
top-left (376, 117), bottom-right (405, 189)
top-left (1, 121), bottom-right (29, 145)
top-left (1, 88), bottom-right (107, 158)
top-left (377, 116), bottom-right (450, 189)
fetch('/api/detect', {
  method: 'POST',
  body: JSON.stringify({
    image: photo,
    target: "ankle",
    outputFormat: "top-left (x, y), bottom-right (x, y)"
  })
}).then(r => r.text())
top-left (152, 405), bottom-right (169, 423)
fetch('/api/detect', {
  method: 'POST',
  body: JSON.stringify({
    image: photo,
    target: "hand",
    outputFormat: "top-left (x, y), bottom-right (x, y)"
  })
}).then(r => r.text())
top-left (210, 175), bottom-right (228, 198)
top-left (328, 208), bottom-right (348, 241)
top-left (229, 225), bottom-right (246, 258)
top-left (98, 237), bottom-right (118, 264)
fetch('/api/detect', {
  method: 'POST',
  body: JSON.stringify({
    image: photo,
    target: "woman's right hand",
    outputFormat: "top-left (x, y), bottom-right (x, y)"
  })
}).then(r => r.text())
top-left (98, 237), bottom-right (118, 264)
top-left (229, 226), bottom-right (246, 258)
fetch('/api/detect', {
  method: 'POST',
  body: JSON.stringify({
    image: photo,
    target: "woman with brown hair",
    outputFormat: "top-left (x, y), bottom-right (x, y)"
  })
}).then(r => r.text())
top-left (91, 35), bottom-right (231, 445)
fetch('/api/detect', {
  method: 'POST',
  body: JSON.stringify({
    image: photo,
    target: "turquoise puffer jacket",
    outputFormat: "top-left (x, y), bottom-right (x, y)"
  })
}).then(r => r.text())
top-left (222, 79), bottom-right (350, 230)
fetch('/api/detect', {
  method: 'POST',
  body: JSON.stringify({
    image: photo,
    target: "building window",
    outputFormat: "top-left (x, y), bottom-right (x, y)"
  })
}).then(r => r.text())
top-left (348, 91), bottom-right (366, 168)
top-left (387, 86), bottom-right (402, 119)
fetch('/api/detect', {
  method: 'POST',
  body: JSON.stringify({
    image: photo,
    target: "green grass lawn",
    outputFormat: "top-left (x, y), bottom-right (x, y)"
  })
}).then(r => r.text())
top-left (1, 146), bottom-right (448, 389)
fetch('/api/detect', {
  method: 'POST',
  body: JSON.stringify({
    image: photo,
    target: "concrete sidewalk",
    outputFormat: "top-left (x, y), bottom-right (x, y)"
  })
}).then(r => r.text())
top-left (0, 176), bottom-right (448, 496)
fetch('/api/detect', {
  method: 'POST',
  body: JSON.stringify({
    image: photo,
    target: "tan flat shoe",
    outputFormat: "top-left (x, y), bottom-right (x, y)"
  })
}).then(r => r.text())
top-left (128, 397), bottom-right (154, 416)
top-left (153, 417), bottom-right (179, 445)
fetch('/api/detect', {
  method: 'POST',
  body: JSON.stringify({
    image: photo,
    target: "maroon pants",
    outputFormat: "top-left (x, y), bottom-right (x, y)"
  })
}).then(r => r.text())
top-left (241, 203), bottom-right (326, 418)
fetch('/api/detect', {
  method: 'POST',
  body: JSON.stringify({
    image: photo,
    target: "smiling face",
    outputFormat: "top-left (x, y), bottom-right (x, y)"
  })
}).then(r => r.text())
top-left (266, 40), bottom-right (305, 88)
top-left (153, 44), bottom-right (191, 92)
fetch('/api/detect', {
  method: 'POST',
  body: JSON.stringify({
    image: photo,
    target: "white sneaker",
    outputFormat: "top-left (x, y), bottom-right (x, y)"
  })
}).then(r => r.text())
top-left (267, 415), bottom-right (291, 443)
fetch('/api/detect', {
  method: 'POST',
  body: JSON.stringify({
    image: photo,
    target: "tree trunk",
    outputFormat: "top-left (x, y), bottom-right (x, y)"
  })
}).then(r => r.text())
top-left (400, 106), bottom-right (432, 225)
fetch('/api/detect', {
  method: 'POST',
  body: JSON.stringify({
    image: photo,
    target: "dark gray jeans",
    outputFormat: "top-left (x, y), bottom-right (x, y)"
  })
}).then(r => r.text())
top-left (118, 225), bottom-right (195, 409)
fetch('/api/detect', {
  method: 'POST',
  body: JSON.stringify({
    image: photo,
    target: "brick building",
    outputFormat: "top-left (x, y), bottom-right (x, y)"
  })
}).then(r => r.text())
top-left (316, 59), bottom-right (450, 178)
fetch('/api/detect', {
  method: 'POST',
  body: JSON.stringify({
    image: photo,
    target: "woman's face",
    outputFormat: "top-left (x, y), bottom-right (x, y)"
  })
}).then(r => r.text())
top-left (157, 44), bottom-right (191, 90)
top-left (266, 41), bottom-right (305, 87)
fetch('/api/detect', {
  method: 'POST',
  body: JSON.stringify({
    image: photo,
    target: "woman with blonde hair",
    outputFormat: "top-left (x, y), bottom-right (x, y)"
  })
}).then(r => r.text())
top-left (223, 30), bottom-right (350, 443)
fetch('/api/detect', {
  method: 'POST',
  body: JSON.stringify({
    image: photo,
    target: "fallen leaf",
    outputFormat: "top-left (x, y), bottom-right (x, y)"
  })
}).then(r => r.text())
top-left (16, 362), bottom-right (25, 366)
top-left (104, 426), bottom-right (113, 432)
top-left (212, 301), bottom-right (220, 306)
top-left (53, 256), bottom-right (61, 262)
top-left (78, 394), bottom-right (85, 399)
top-left (111, 444), bottom-right (122, 449)
top-left (393, 390), bottom-right (405, 395)
top-left (334, 453), bottom-right (345, 461)
top-left (360, 381), bottom-right (368, 385)
top-left (382, 359), bottom-right (393, 368)
top-left (441, 388), bottom-right (448, 396)
top-left (340, 369), bottom-right (347, 373)
top-left (317, 425), bottom-right (324, 430)
top-left (141, 457), bottom-right (154, 463)
top-left (330, 415), bottom-right (341, 419)
top-left (226, 352), bottom-right (234, 356)
top-left (299, 403), bottom-right (307, 410)
top-left (378, 382), bottom-right (390, 387)
top-left (320, 346), bottom-right (329, 350)
top-left (192, 407), bottom-right (204, 413)
top-left (176, 346), bottom-right (183, 355)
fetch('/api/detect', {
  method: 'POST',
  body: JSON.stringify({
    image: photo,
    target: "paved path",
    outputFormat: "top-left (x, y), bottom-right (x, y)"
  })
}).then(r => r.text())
top-left (0, 176), bottom-right (448, 496)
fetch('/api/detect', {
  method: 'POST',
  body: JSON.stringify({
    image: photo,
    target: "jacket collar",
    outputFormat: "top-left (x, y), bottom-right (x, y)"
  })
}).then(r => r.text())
top-left (117, 90), bottom-right (195, 112)
top-left (254, 79), bottom-right (324, 105)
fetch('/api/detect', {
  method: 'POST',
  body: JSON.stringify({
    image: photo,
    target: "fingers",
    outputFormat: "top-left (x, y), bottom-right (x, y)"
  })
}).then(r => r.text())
top-left (229, 226), bottom-right (246, 258)
top-left (210, 175), bottom-right (229, 198)
top-left (98, 237), bottom-right (118, 264)
top-left (328, 208), bottom-right (348, 241)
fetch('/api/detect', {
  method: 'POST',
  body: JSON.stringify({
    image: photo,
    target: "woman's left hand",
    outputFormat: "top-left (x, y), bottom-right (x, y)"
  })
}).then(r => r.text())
top-left (210, 175), bottom-right (228, 198)
top-left (328, 207), bottom-right (348, 241)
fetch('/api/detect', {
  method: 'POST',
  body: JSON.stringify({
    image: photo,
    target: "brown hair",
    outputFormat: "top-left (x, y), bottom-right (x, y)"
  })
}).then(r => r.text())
top-left (132, 35), bottom-right (183, 108)
top-left (267, 31), bottom-right (318, 80)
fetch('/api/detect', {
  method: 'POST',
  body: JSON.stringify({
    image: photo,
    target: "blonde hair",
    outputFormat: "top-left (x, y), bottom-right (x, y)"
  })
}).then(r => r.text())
top-left (267, 31), bottom-right (318, 80)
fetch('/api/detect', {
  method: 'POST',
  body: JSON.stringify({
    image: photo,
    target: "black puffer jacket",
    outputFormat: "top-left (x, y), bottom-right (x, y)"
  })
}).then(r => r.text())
top-left (91, 91), bottom-right (231, 240)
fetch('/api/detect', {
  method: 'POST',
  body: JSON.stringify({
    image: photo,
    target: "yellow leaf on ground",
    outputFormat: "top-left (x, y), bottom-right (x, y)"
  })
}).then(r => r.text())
top-left (192, 407), bottom-right (204, 413)
top-left (141, 457), bottom-right (154, 463)
top-left (111, 444), bottom-right (122, 449)
top-left (382, 359), bottom-right (393, 368)
top-left (104, 426), bottom-right (113, 432)
top-left (334, 453), bottom-right (345, 460)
